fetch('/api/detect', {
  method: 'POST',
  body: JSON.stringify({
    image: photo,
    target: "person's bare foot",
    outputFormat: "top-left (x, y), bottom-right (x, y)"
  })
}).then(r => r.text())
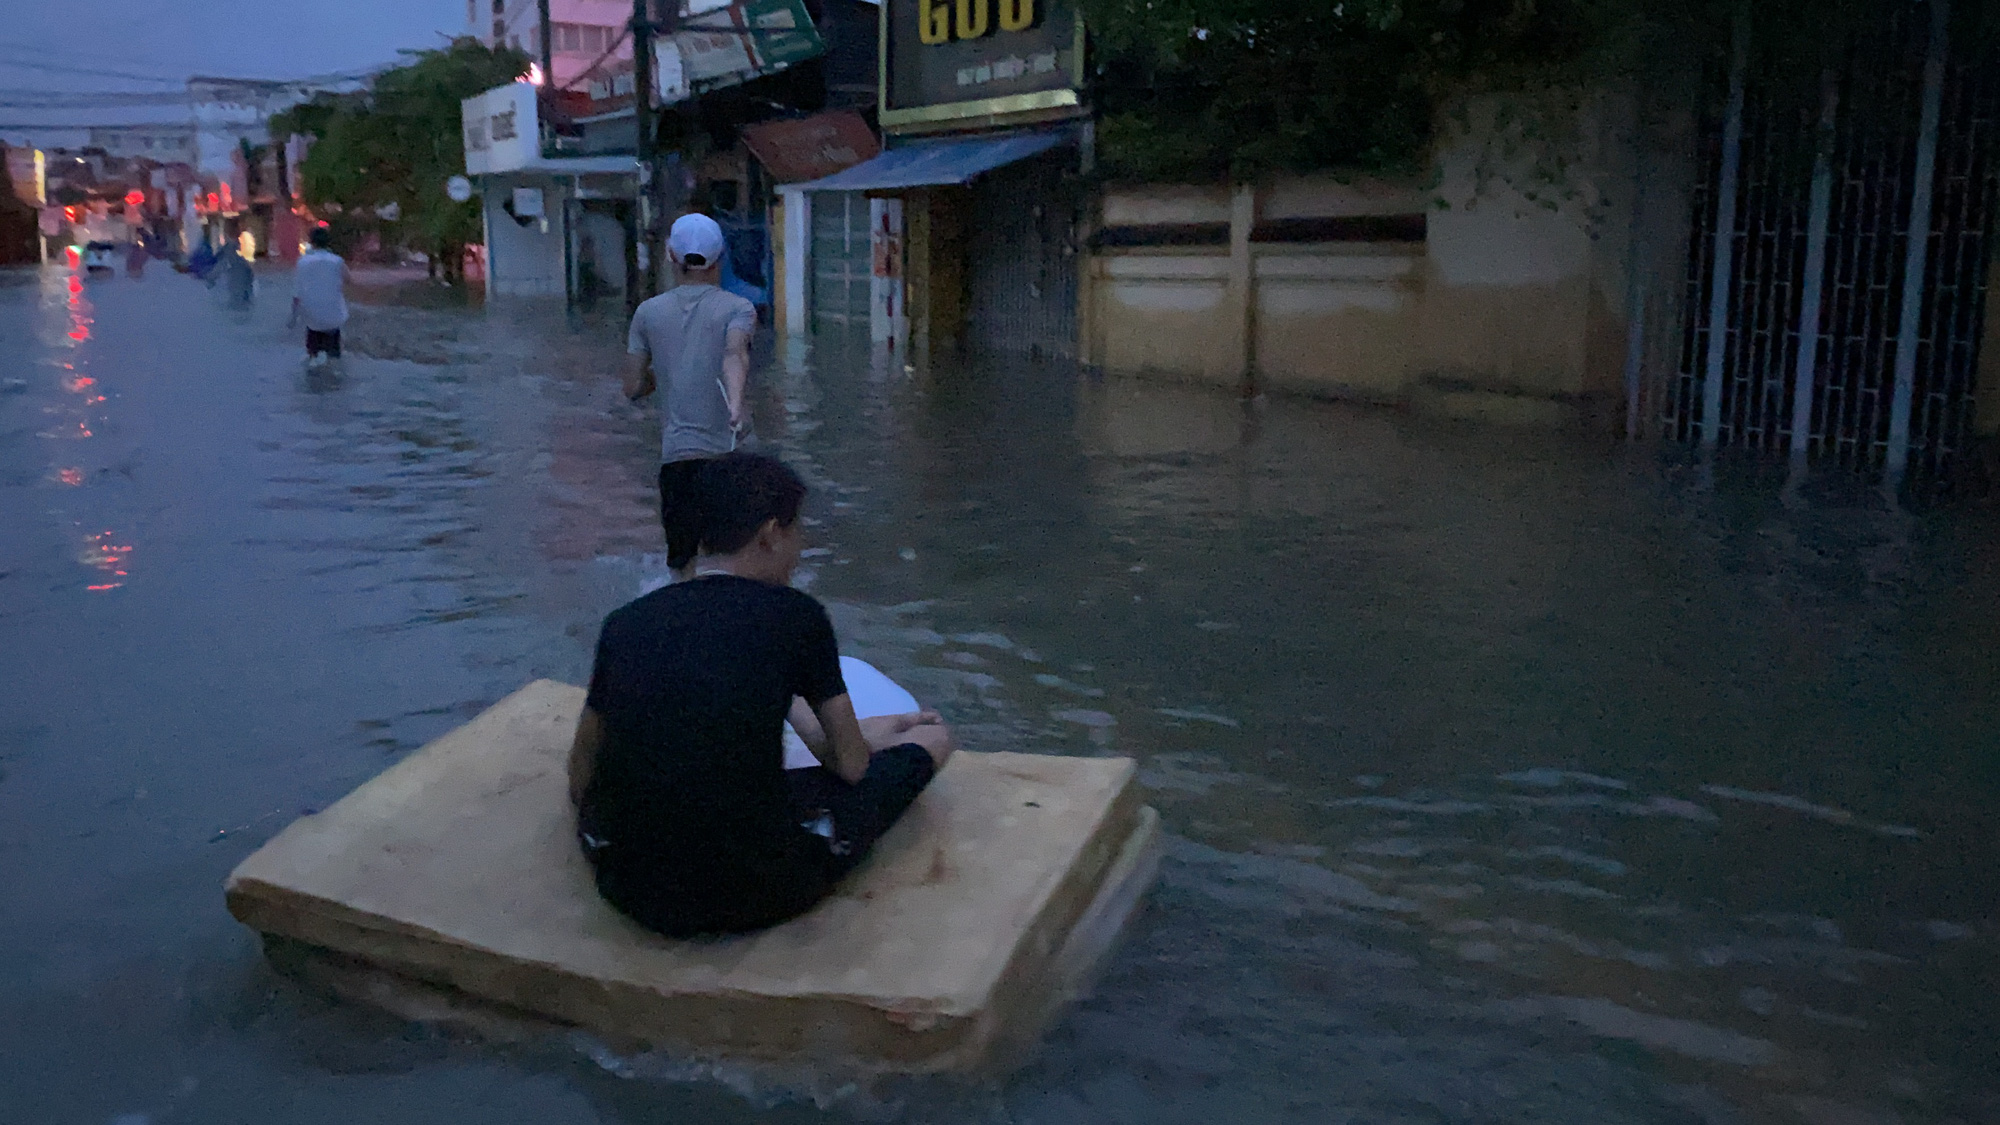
top-left (899, 720), bottom-right (957, 771)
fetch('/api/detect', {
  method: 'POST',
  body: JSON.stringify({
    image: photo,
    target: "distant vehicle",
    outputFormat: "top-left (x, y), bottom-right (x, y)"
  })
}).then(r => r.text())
top-left (82, 242), bottom-right (117, 275)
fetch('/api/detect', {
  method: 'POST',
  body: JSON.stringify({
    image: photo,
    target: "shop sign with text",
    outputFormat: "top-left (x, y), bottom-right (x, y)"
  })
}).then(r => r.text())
top-left (666, 0), bottom-right (825, 100)
top-left (461, 83), bottom-right (540, 175)
top-left (880, 0), bottom-right (1082, 130)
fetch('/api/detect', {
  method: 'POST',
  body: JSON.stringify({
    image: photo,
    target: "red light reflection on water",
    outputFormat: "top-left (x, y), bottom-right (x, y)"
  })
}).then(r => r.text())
top-left (80, 530), bottom-right (132, 591)
top-left (68, 324), bottom-right (90, 342)
top-left (65, 375), bottom-right (94, 392)
top-left (57, 468), bottom-right (83, 486)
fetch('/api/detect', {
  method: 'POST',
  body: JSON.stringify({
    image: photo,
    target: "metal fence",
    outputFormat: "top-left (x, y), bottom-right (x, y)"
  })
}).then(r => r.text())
top-left (1666, 2), bottom-right (2000, 484)
top-left (810, 190), bottom-right (873, 327)
top-left (965, 152), bottom-right (1082, 358)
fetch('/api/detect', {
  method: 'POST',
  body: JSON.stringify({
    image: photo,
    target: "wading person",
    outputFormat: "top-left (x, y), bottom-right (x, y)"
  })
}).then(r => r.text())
top-left (289, 227), bottom-right (350, 367)
top-left (567, 453), bottom-right (956, 938)
top-left (623, 212), bottom-right (755, 579)
top-left (216, 240), bottom-right (254, 309)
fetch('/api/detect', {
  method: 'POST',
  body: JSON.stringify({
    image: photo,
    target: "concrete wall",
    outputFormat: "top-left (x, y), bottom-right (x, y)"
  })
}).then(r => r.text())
top-left (1086, 175), bottom-right (1436, 401)
top-left (483, 173), bottom-right (568, 298)
top-left (1091, 251), bottom-right (1234, 383)
top-left (1083, 91), bottom-right (1677, 426)
top-left (1257, 247), bottom-right (1422, 401)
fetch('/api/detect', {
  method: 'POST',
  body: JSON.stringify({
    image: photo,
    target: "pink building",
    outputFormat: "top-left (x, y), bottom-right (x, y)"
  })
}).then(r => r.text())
top-left (476, 0), bottom-right (634, 91)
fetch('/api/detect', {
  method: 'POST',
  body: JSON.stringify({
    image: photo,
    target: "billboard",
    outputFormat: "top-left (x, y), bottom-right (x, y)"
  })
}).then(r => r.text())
top-left (663, 0), bottom-right (825, 101)
top-left (879, 0), bottom-right (1083, 130)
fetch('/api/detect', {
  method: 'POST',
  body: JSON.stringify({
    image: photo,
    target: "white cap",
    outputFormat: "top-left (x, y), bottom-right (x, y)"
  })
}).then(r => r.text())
top-left (668, 212), bottom-right (726, 267)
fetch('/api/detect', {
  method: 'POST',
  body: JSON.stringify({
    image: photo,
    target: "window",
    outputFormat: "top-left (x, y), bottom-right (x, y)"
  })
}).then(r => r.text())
top-left (553, 23), bottom-right (617, 55)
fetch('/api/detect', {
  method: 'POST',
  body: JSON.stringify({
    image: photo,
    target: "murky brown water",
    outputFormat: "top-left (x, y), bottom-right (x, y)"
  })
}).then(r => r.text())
top-left (2, 265), bottom-right (1996, 1123)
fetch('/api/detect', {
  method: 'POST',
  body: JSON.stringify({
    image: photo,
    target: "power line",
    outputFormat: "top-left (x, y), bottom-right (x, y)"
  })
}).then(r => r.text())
top-left (0, 92), bottom-right (194, 107)
top-left (0, 57), bottom-right (186, 84)
top-left (0, 122), bottom-right (272, 132)
top-left (0, 51), bottom-right (382, 91)
top-left (0, 39), bottom-right (189, 74)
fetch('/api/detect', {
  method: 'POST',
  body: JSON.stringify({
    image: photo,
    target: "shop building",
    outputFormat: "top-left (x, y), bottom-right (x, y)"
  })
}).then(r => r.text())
top-left (780, 0), bottom-right (1087, 358)
top-left (467, 0), bottom-right (871, 308)
top-left (464, 81), bottom-right (641, 298)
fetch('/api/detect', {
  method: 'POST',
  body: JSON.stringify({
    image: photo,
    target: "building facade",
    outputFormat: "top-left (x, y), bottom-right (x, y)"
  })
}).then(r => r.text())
top-left (781, 0), bottom-right (1088, 356)
top-left (484, 0), bottom-right (636, 90)
top-left (1077, 17), bottom-right (2000, 475)
top-left (84, 125), bottom-right (199, 167)
top-left (765, 0), bottom-right (1999, 480)
top-left (468, 0), bottom-right (864, 307)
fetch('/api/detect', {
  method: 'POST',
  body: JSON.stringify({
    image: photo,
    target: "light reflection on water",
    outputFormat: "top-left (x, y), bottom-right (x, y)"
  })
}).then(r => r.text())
top-left (0, 269), bottom-right (1995, 1123)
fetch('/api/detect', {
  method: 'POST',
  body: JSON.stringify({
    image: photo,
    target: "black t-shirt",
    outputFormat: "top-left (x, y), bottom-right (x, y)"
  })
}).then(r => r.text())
top-left (578, 575), bottom-right (847, 895)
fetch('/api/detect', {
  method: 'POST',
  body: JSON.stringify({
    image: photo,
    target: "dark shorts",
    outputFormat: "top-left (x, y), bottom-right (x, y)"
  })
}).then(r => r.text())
top-left (657, 458), bottom-right (712, 570)
top-left (305, 328), bottom-right (341, 357)
top-left (583, 743), bottom-right (937, 938)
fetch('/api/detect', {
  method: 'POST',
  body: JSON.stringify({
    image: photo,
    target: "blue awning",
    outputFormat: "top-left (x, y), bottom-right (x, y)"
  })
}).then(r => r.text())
top-left (793, 129), bottom-right (1071, 192)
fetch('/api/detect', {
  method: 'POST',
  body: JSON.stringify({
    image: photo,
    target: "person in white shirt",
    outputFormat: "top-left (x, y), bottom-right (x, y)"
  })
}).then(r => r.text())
top-left (290, 226), bottom-right (351, 367)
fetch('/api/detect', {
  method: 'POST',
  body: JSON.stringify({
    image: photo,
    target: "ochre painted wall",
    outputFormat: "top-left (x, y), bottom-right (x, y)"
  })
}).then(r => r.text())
top-left (1255, 248), bottom-right (1420, 401)
top-left (1084, 93), bottom-right (1669, 426)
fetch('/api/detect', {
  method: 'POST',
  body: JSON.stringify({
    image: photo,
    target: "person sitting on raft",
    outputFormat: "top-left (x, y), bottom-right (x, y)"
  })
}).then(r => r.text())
top-left (567, 452), bottom-right (957, 937)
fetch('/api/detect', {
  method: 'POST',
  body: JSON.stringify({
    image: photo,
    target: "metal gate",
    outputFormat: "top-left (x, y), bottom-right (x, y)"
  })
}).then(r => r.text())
top-left (965, 152), bottom-right (1081, 357)
top-left (811, 190), bottom-right (872, 326)
top-left (1666, 2), bottom-right (2000, 482)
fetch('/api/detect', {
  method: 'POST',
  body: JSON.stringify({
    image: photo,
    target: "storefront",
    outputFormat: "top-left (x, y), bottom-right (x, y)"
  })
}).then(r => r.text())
top-left (782, 0), bottom-right (1089, 359)
top-left (464, 81), bottom-right (641, 299)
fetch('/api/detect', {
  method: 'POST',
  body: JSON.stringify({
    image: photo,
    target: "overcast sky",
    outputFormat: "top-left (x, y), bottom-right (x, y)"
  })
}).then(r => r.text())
top-left (1, 0), bottom-right (469, 143)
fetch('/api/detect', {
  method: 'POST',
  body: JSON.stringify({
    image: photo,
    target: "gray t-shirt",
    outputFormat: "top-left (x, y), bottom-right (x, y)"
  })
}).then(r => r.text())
top-left (627, 284), bottom-right (757, 464)
top-left (291, 249), bottom-right (350, 331)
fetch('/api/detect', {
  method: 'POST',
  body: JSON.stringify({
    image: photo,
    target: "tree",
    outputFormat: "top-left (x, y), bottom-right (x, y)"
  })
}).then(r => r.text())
top-left (272, 38), bottom-right (529, 283)
top-left (1077, 0), bottom-right (2000, 183)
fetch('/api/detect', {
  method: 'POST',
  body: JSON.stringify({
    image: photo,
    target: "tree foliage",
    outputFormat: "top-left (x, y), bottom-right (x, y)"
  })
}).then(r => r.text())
top-left (272, 39), bottom-right (528, 280)
top-left (1077, 0), bottom-right (2000, 183)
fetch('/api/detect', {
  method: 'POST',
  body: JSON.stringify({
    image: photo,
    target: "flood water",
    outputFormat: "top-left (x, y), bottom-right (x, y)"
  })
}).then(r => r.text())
top-left (2, 265), bottom-right (1997, 1124)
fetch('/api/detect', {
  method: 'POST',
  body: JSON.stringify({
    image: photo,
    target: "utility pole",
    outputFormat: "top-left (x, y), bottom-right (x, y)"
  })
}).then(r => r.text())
top-left (537, 0), bottom-right (554, 88)
top-left (633, 0), bottom-right (659, 298)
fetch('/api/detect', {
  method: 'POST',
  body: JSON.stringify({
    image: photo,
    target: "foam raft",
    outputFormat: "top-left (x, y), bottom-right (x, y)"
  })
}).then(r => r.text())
top-left (225, 680), bottom-right (1161, 1078)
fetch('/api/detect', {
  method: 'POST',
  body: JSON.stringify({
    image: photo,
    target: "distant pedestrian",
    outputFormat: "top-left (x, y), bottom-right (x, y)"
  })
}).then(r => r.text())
top-left (289, 227), bottom-right (351, 367)
top-left (187, 236), bottom-right (216, 280)
top-left (623, 213), bottom-right (756, 579)
top-left (215, 241), bottom-right (254, 308)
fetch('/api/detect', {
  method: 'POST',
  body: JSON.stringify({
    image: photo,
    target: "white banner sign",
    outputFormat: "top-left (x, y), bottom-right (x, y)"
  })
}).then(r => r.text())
top-left (461, 82), bottom-right (539, 175)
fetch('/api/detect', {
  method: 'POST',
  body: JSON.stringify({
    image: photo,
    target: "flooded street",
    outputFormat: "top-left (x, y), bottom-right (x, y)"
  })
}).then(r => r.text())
top-left (2, 263), bottom-right (1997, 1123)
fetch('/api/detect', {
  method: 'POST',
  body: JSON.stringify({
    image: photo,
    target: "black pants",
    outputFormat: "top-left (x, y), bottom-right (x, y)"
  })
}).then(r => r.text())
top-left (783, 743), bottom-right (938, 877)
top-left (657, 458), bottom-right (711, 570)
top-left (585, 744), bottom-right (937, 938)
top-left (305, 328), bottom-right (341, 357)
